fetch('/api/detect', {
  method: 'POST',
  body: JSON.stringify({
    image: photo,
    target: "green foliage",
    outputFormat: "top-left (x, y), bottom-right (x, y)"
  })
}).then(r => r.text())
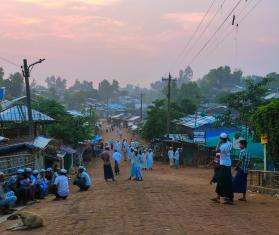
top-left (199, 66), bottom-right (242, 99)
top-left (142, 100), bottom-right (167, 140)
top-left (252, 100), bottom-right (279, 168)
top-left (176, 82), bottom-right (202, 106)
top-left (218, 76), bottom-right (273, 127)
top-left (266, 72), bottom-right (279, 91)
top-left (0, 72), bottom-right (24, 99)
top-left (142, 99), bottom-right (184, 140)
top-left (178, 98), bottom-right (197, 115)
top-left (34, 98), bottom-right (97, 146)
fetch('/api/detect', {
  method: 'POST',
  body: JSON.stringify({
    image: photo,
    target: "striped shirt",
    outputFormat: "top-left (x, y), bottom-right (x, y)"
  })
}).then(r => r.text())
top-left (239, 149), bottom-right (250, 173)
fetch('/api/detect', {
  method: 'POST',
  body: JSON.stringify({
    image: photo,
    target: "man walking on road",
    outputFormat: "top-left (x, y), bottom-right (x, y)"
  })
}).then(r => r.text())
top-left (112, 149), bottom-right (122, 175)
top-left (100, 146), bottom-right (115, 182)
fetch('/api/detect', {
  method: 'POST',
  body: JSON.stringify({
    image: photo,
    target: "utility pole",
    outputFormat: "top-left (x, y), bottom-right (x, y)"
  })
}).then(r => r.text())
top-left (22, 58), bottom-right (45, 138)
top-left (140, 92), bottom-right (143, 121)
top-left (106, 96), bottom-right (109, 120)
top-left (162, 73), bottom-right (176, 137)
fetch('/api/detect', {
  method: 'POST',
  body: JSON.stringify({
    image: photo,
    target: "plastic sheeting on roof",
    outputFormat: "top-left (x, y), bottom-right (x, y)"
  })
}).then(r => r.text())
top-left (111, 113), bottom-right (124, 119)
top-left (33, 136), bottom-right (52, 149)
top-left (128, 116), bottom-right (141, 122)
top-left (177, 115), bottom-right (216, 129)
top-left (60, 145), bottom-right (76, 155)
top-left (67, 110), bottom-right (84, 117)
top-left (0, 105), bottom-right (54, 122)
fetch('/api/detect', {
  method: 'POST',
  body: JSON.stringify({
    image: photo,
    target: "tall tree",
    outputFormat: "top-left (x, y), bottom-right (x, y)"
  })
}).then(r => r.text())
top-left (98, 79), bottom-right (112, 101)
top-left (252, 100), bottom-right (279, 169)
top-left (199, 66), bottom-right (242, 99)
top-left (0, 67), bottom-right (4, 85)
top-left (218, 76), bottom-right (274, 134)
top-left (4, 72), bottom-right (24, 98)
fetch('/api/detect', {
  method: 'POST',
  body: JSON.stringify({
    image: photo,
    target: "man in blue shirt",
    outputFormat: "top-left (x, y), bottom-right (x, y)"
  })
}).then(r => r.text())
top-left (112, 149), bottom-right (122, 175)
top-left (73, 166), bottom-right (92, 191)
top-left (54, 169), bottom-right (69, 199)
top-left (0, 171), bottom-right (17, 214)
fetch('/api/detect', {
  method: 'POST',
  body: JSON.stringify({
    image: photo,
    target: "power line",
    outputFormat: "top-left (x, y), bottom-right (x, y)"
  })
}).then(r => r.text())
top-left (177, 0), bottom-right (227, 70)
top-left (205, 0), bottom-right (255, 54)
top-left (188, 0), bottom-right (242, 66)
top-left (205, 0), bottom-right (262, 58)
top-left (169, 0), bottom-right (217, 73)
top-left (0, 56), bottom-right (20, 68)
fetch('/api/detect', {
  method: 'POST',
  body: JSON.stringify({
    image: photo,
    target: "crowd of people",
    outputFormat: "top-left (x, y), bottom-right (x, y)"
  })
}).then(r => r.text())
top-left (0, 165), bottom-right (92, 215)
top-left (167, 147), bottom-right (183, 169)
top-left (100, 139), bottom-right (154, 182)
top-left (0, 128), bottom-right (252, 215)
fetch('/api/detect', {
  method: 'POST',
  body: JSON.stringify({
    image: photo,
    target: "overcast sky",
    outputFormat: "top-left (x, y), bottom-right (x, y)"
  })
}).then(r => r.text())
top-left (0, 0), bottom-right (278, 88)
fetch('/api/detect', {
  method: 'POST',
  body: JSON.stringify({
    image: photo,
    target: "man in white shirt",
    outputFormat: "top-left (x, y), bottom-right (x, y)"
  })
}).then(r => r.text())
top-left (214, 133), bottom-right (234, 204)
top-left (54, 169), bottom-right (69, 200)
top-left (168, 147), bottom-right (174, 167)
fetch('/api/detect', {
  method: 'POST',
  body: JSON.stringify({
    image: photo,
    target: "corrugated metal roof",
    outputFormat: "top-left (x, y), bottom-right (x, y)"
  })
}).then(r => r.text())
top-left (0, 105), bottom-right (54, 122)
top-left (264, 92), bottom-right (279, 100)
top-left (128, 116), bottom-right (141, 122)
top-left (177, 115), bottom-right (216, 129)
top-left (33, 136), bottom-right (52, 149)
top-left (67, 110), bottom-right (84, 117)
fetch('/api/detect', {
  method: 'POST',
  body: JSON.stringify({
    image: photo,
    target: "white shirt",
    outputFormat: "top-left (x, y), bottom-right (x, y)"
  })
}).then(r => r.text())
top-left (168, 150), bottom-right (174, 159)
top-left (174, 150), bottom-right (180, 160)
top-left (219, 142), bottom-right (232, 166)
top-left (54, 175), bottom-right (69, 197)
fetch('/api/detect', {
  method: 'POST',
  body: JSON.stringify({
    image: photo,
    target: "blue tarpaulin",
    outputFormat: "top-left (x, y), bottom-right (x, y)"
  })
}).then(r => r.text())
top-left (92, 135), bottom-right (102, 144)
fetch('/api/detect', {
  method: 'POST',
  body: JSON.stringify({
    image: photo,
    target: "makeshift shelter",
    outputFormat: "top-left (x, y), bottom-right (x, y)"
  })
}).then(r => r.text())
top-left (58, 145), bottom-right (76, 172)
top-left (0, 136), bottom-right (52, 175)
top-left (0, 102), bottom-right (54, 138)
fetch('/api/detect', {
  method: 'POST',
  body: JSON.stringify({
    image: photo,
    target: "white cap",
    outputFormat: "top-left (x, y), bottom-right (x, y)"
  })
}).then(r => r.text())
top-left (17, 169), bottom-right (24, 174)
top-left (0, 171), bottom-right (4, 176)
top-left (33, 170), bottom-right (39, 175)
top-left (220, 133), bottom-right (228, 139)
top-left (25, 167), bottom-right (32, 173)
top-left (79, 166), bottom-right (85, 171)
top-left (60, 169), bottom-right (67, 174)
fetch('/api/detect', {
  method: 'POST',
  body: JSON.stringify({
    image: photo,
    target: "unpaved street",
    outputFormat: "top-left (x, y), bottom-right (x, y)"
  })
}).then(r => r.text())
top-left (1, 129), bottom-right (279, 235)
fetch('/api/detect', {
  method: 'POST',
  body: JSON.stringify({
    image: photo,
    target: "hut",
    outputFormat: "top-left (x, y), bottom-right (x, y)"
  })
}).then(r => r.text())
top-left (0, 136), bottom-right (52, 175)
top-left (0, 97), bottom-right (54, 138)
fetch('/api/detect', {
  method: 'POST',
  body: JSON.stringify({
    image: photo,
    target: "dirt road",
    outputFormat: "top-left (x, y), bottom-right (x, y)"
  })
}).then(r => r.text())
top-left (1, 129), bottom-right (279, 235)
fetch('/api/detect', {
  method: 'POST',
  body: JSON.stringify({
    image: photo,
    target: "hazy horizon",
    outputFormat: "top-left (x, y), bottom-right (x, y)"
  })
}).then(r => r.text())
top-left (0, 0), bottom-right (278, 88)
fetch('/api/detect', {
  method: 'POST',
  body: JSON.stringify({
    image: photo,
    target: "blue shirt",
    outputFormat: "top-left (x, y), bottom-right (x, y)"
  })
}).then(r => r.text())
top-left (174, 150), bottom-right (179, 160)
top-left (54, 175), bottom-right (69, 197)
top-left (80, 171), bottom-right (91, 187)
top-left (113, 151), bottom-right (122, 164)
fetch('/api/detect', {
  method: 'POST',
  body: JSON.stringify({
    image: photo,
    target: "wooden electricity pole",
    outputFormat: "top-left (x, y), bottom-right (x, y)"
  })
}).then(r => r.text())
top-left (22, 58), bottom-right (45, 138)
top-left (140, 92), bottom-right (143, 121)
top-left (162, 73), bottom-right (176, 137)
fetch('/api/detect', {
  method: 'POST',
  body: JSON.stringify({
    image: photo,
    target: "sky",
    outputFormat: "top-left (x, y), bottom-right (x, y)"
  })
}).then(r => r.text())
top-left (0, 0), bottom-right (278, 88)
